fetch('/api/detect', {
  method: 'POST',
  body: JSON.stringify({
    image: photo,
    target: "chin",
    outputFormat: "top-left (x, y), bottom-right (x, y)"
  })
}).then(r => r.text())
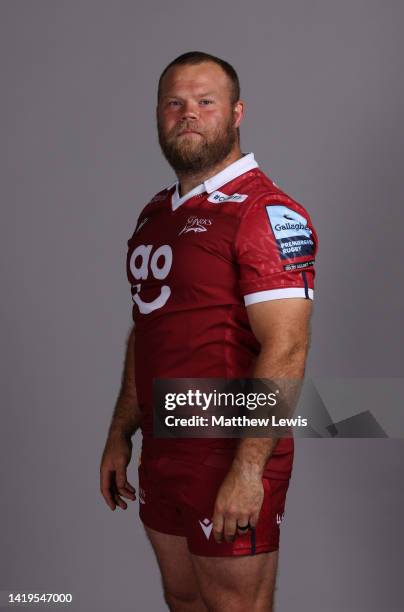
top-left (176, 144), bottom-right (203, 158)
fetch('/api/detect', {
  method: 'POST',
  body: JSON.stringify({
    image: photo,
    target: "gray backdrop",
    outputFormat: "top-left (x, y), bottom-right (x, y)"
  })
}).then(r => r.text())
top-left (1, 1), bottom-right (403, 610)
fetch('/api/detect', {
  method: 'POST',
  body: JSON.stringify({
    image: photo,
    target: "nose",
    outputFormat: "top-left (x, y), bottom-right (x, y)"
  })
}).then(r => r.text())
top-left (180, 100), bottom-right (199, 122)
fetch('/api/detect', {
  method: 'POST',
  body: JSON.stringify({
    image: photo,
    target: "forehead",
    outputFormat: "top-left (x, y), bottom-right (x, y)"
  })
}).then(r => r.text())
top-left (160, 62), bottom-right (232, 97)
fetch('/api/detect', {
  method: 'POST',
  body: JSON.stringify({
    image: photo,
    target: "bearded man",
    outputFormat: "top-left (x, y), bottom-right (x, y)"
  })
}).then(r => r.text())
top-left (100, 51), bottom-right (318, 612)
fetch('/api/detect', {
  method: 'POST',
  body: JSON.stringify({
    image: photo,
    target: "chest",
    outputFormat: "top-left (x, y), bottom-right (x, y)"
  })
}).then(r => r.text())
top-left (127, 206), bottom-right (239, 289)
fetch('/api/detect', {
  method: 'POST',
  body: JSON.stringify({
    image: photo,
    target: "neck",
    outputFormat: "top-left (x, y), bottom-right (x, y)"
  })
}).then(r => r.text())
top-left (177, 146), bottom-right (243, 197)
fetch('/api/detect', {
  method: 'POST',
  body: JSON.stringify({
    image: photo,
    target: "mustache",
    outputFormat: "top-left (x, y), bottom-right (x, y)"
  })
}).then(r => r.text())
top-left (173, 123), bottom-right (203, 136)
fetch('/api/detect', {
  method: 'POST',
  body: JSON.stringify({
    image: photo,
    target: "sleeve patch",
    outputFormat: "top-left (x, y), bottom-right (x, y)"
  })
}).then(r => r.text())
top-left (283, 259), bottom-right (315, 271)
top-left (265, 205), bottom-right (315, 260)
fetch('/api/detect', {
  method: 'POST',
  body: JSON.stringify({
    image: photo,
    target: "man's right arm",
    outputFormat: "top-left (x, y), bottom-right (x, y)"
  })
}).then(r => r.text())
top-left (108, 324), bottom-right (142, 439)
top-left (100, 325), bottom-right (141, 511)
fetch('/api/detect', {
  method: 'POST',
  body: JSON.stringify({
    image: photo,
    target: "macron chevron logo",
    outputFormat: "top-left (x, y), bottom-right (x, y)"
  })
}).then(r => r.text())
top-left (199, 518), bottom-right (213, 540)
top-left (135, 217), bottom-right (148, 233)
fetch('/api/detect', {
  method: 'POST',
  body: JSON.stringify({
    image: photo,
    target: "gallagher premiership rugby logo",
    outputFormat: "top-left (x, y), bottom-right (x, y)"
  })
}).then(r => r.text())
top-left (266, 205), bottom-right (314, 259)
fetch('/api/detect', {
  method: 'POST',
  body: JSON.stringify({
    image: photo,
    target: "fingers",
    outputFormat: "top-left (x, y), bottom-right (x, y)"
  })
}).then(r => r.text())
top-left (100, 466), bottom-right (136, 511)
top-left (111, 481), bottom-right (129, 510)
top-left (224, 513), bottom-right (252, 542)
top-left (115, 467), bottom-right (136, 501)
top-left (213, 511), bottom-right (252, 543)
top-left (224, 515), bottom-right (238, 543)
top-left (249, 511), bottom-right (260, 529)
top-left (212, 510), bottom-right (224, 543)
top-left (236, 514), bottom-right (251, 537)
top-left (100, 469), bottom-right (116, 510)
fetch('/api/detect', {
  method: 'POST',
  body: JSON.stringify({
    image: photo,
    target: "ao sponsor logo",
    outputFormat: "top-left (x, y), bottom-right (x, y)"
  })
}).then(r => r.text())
top-left (129, 244), bottom-right (172, 314)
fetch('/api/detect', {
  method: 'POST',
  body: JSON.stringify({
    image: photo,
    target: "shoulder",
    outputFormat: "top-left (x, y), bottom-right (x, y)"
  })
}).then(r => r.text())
top-left (127, 186), bottom-right (172, 241)
top-left (134, 186), bottom-right (173, 221)
top-left (145, 186), bottom-right (172, 211)
top-left (149, 186), bottom-right (173, 204)
top-left (239, 169), bottom-right (316, 230)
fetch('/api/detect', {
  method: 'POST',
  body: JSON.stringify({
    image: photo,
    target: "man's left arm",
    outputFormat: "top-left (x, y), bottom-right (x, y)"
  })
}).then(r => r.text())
top-left (212, 297), bottom-right (312, 543)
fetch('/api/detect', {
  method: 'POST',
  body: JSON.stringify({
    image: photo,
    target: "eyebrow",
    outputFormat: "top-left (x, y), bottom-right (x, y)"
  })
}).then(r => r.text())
top-left (162, 91), bottom-right (217, 99)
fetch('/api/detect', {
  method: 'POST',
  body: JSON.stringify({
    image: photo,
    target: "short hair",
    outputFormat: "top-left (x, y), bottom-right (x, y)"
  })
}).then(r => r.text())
top-left (157, 51), bottom-right (240, 104)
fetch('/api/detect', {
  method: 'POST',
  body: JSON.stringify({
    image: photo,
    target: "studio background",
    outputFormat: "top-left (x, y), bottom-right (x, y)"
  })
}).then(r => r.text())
top-left (1, 1), bottom-right (403, 611)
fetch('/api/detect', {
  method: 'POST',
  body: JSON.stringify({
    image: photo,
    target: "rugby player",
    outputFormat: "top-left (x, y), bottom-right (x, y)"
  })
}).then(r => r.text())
top-left (100, 51), bottom-right (318, 611)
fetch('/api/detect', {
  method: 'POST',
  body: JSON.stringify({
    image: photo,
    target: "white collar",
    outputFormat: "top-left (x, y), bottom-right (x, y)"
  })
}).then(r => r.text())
top-left (169, 152), bottom-right (259, 211)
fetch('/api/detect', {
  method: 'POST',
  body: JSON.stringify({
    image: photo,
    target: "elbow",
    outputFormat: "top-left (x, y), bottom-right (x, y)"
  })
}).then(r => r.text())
top-left (260, 338), bottom-right (309, 366)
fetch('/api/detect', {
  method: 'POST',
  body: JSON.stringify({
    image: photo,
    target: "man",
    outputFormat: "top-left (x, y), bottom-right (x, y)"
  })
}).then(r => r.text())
top-left (100, 51), bottom-right (318, 611)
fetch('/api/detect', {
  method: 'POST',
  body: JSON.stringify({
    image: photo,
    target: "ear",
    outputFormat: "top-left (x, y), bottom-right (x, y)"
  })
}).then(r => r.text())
top-left (233, 100), bottom-right (245, 129)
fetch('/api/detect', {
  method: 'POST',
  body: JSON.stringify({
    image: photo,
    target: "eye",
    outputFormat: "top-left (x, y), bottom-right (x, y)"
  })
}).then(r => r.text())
top-left (168, 100), bottom-right (181, 107)
top-left (200, 99), bottom-right (214, 105)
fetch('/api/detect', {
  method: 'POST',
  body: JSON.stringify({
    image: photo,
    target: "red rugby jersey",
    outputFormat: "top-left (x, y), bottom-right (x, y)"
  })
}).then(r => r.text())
top-left (126, 153), bottom-right (318, 478)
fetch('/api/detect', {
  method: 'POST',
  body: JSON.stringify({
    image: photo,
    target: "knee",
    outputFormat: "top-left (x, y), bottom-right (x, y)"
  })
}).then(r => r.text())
top-left (207, 592), bottom-right (273, 612)
top-left (164, 589), bottom-right (203, 612)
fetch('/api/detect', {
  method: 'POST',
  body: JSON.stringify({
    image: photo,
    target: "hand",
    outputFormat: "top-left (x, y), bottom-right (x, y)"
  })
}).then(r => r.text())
top-left (212, 463), bottom-right (264, 543)
top-left (100, 432), bottom-right (136, 510)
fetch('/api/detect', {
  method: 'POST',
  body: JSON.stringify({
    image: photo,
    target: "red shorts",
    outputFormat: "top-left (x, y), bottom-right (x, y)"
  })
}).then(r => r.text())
top-left (138, 450), bottom-right (291, 557)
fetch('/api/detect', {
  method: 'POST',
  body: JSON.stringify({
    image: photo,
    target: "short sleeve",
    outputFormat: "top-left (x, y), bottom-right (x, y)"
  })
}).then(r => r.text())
top-left (234, 198), bottom-right (318, 306)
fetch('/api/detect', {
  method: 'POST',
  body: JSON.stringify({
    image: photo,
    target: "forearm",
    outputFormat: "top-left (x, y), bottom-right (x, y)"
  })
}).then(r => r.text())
top-left (232, 344), bottom-right (308, 476)
top-left (108, 325), bottom-right (142, 440)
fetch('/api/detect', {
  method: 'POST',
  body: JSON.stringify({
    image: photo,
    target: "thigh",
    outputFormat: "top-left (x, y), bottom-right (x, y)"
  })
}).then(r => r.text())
top-left (144, 526), bottom-right (202, 601)
top-left (191, 550), bottom-right (279, 612)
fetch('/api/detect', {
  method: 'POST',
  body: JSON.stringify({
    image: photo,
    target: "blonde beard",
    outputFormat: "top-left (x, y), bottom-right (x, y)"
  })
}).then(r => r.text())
top-left (158, 117), bottom-right (237, 175)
